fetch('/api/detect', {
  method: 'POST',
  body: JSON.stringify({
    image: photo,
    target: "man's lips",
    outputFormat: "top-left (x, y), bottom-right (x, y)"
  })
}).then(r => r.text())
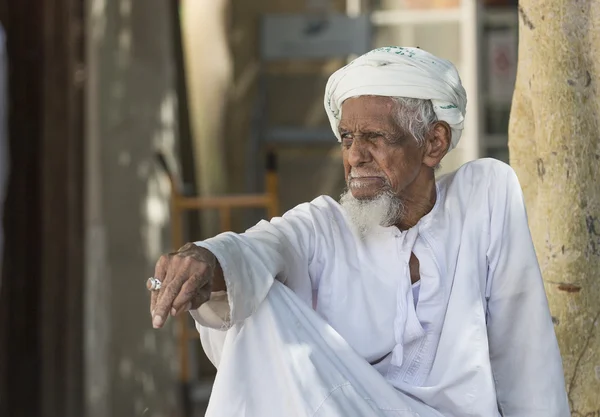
top-left (348, 176), bottom-right (386, 187)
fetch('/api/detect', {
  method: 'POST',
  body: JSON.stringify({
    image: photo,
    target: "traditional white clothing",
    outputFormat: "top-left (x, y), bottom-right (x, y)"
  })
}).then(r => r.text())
top-left (192, 159), bottom-right (570, 417)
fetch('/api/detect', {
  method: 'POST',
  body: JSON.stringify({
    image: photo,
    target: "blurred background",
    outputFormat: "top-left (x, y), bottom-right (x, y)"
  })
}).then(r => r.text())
top-left (0, 0), bottom-right (518, 416)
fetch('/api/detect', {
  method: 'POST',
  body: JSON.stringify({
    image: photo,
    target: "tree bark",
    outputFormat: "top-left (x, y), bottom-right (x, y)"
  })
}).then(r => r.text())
top-left (509, 2), bottom-right (600, 414)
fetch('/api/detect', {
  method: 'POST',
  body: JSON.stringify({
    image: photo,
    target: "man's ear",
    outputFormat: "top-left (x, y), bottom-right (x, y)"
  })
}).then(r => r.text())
top-left (422, 121), bottom-right (451, 168)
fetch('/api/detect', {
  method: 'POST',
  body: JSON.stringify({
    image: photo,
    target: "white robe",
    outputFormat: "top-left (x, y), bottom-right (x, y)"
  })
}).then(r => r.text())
top-left (191, 158), bottom-right (570, 417)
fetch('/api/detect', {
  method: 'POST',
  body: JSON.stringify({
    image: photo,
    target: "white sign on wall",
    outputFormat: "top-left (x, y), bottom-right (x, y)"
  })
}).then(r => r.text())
top-left (486, 30), bottom-right (518, 103)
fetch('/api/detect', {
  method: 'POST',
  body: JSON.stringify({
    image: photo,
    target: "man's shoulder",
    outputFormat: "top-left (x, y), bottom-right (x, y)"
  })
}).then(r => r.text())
top-left (452, 157), bottom-right (514, 177)
top-left (280, 196), bottom-right (354, 238)
top-left (288, 195), bottom-right (342, 212)
top-left (438, 158), bottom-right (517, 190)
top-left (309, 195), bottom-right (343, 209)
top-left (283, 195), bottom-right (346, 221)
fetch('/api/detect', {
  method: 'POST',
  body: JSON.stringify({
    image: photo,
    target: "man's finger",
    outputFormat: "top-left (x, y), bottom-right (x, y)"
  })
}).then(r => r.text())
top-left (151, 290), bottom-right (159, 317)
top-left (177, 242), bottom-right (197, 253)
top-left (155, 253), bottom-right (181, 309)
top-left (152, 273), bottom-right (188, 328)
top-left (150, 254), bottom-right (171, 315)
top-left (171, 273), bottom-right (211, 315)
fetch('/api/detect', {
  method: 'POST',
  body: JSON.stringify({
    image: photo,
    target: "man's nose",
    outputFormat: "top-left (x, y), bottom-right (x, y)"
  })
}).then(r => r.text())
top-left (347, 140), bottom-right (372, 167)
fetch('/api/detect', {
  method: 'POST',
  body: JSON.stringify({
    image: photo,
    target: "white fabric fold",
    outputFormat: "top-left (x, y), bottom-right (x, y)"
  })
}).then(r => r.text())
top-left (198, 280), bottom-right (444, 417)
top-left (189, 291), bottom-right (231, 329)
top-left (324, 46), bottom-right (467, 150)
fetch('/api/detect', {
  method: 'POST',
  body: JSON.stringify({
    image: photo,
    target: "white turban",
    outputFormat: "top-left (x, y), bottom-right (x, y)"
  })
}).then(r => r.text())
top-left (324, 46), bottom-right (467, 151)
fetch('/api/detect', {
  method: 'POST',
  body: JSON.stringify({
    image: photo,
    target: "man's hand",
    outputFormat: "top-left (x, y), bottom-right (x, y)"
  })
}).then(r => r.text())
top-left (150, 243), bottom-right (217, 329)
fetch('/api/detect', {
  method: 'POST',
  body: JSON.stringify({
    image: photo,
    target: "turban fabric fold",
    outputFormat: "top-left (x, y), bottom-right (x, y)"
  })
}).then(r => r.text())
top-left (324, 46), bottom-right (468, 151)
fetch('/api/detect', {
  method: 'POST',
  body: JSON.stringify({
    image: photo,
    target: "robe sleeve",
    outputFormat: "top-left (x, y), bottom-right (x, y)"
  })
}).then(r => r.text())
top-left (485, 164), bottom-right (570, 417)
top-left (189, 200), bottom-right (324, 330)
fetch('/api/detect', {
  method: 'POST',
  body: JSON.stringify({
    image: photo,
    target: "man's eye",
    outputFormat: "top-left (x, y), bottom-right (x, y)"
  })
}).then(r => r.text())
top-left (340, 133), bottom-right (353, 147)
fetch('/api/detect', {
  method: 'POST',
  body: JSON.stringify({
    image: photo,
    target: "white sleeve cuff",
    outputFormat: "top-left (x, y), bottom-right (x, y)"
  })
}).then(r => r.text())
top-left (189, 291), bottom-right (232, 330)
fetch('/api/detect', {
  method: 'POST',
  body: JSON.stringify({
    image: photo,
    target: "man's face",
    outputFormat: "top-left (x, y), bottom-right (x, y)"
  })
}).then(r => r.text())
top-left (339, 96), bottom-right (425, 201)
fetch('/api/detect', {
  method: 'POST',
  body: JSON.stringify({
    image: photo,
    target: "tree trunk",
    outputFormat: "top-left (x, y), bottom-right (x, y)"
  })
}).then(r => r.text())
top-left (509, 2), bottom-right (600, 414)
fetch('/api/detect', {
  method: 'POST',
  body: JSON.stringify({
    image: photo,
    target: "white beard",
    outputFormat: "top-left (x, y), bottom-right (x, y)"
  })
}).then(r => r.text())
top-left (339, 189), bottom-right (405, 238)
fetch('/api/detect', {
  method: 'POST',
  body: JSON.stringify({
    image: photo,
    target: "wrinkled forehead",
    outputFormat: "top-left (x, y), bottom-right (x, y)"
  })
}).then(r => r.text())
top-left (339, 96), bottom-right (397, 129)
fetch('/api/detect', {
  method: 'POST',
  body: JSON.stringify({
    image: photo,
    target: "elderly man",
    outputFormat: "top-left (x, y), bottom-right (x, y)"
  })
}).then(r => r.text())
top-left (148, 47), bottom-right (570, 416)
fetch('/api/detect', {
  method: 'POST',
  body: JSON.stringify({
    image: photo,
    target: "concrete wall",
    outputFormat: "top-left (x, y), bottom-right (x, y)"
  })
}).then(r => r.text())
top-left (86, 0), bottom-right (180, 416)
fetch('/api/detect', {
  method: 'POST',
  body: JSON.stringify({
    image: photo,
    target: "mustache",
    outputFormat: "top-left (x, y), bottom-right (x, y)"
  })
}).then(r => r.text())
top-left (347, 171), bottom-right (385, 179)
top-left (347, 171), bottom-right (391, 187)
